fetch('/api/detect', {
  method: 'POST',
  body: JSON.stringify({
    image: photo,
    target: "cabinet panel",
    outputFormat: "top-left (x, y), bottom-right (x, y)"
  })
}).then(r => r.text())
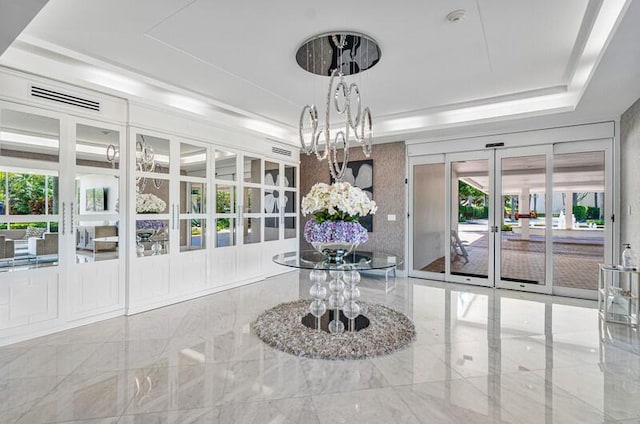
top-left (0, 271), bottom-right (60, 329)
top-left (237, 243), bottom-right (262, 281)
top-left (70, 260), bottom-right (121, 317)
top-left (131, 256), bottom-right (170, 302)
top-left (212, 247), bottom-right (237, 286)
top-left (171, 250), bottom-right (208, 294)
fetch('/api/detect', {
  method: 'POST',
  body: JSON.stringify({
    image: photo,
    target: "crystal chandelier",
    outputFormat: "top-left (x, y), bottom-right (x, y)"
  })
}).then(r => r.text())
top-left (297, 32), bottom-right (380, 181)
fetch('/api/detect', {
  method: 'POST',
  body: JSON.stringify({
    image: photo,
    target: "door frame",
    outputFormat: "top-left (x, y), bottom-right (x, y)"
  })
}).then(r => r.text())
top-left (494, 144), bottom-right (553, 294)
top-left (446, 150), bottom-right (496, 287)
top-left (407, 154), bottom-right (446, 281)
top-left (551, 138), bottom-right (613, 300)
top-left (407, 136), bottom-right (614, 299)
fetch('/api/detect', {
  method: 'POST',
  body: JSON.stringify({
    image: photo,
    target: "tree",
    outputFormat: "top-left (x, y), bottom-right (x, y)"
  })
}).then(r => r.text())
top-left (458, 180), bottom-right (487, 207)
top-left (6, 173), bottom-right (54, 215)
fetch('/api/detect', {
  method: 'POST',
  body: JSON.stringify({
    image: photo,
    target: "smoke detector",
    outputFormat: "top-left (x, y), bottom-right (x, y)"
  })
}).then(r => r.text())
top-left (447, 10), bottom-right (466, 23)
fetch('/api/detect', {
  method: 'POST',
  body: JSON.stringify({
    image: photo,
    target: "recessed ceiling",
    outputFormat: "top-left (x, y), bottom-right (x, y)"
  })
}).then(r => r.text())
top-left (0, 0), bottom-right (634, 144)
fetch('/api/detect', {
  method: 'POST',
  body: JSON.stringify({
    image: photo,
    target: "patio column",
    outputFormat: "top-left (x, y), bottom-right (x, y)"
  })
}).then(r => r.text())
top-left (520, 187), bottom-right (530, 240)
top-left (565, 191), bottom-right (573, 229)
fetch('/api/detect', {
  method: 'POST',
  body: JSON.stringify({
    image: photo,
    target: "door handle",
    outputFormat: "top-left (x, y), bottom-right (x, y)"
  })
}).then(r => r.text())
top-left (70, 202), bottom-right (74, 233)
top-left (62, 202), bottom-right (66, 235)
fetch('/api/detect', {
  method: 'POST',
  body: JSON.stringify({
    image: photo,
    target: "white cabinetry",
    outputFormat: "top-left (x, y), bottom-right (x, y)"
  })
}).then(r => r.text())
top-left (0, 69), bottom-right (299, 345)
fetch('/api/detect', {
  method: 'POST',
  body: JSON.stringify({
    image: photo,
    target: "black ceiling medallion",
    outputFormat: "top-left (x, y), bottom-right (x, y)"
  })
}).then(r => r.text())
top-left (296, 32), bottom-right (381, 77)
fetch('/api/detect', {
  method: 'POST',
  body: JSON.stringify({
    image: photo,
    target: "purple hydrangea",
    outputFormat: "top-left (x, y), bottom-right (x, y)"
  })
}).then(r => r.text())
top-left (136, 220), bottom-right (166, 231)
top-left (304, 220), bottom-right (368, 244)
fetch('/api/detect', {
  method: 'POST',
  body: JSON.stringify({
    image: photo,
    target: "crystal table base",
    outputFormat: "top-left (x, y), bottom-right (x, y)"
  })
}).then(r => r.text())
top-left (308, 268), bottom-right (361, 334)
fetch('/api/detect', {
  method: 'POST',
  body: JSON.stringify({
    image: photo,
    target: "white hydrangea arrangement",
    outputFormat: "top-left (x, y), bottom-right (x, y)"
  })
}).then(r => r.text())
top-left (136, 193), bottom-right (166, 213)
top-left (301, 182), bottom-right (377, 222)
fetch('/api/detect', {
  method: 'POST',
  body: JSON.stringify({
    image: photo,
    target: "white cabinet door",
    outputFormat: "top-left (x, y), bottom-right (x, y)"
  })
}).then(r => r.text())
top-left (0, 269), bottom-right (61, 333)
top-left (68, 119), bottom-right (126, 320)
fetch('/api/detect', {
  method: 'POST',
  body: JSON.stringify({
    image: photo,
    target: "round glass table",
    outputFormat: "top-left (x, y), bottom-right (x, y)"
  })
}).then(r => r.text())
top-left (273, 250), bottom-right (402, 334)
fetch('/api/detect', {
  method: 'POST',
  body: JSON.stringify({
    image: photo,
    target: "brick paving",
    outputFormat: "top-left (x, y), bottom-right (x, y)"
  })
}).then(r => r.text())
top-left (421, 231), bottom-right (603, 291)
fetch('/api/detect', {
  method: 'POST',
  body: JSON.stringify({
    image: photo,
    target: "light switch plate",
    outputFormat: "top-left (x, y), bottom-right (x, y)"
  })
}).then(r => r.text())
top-left (387, 214), bottom-right (396, 221)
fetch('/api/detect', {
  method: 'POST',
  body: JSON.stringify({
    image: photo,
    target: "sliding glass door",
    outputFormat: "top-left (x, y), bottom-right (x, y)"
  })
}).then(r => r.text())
top-left (409, 140), bottom-right (613, 298)
top-left (448, 151), bottom-right (494, 286)
top-left (495, 146), bottom-right (552, 293)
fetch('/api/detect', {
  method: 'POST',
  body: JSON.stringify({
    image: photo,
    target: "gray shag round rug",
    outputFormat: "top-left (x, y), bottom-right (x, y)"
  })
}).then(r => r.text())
top-left (253, 299), bottom-right (416, 360)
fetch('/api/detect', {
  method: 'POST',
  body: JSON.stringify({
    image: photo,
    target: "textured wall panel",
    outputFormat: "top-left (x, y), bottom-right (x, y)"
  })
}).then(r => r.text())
top-left (299, 142), bottom-right (406, 269)
top-left (621, 98), bottom-right (640, 252)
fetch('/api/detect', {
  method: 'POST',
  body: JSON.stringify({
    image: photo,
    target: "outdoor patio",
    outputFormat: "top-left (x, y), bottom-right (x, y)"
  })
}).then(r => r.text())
top-left (422, 229), bottom-right (603, 291)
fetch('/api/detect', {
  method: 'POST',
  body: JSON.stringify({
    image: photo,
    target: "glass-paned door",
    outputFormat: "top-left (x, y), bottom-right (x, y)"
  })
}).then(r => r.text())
top-left (495, 146), bottom-right (552, 293)
top-left (214, 150), bottom-right (237, 248)
top-left (552, 140), bottom-right (612, 297)
top-left (409, 155), bottom-right (446, 277)
top-left (283, 164), bottom-right (297, 240)
top-left (242, 155), bottom-right (262, 245)
top-left (73, 123), bottom-right (123, 264)
top-left (133, 133), bottom-right (171, 257)
top-left (0, 108), bottom-right (61, 271)
top-left (178, 142), bottom-right (207, 251)
top-left (410, 140), bottom-right (612, 298)
top-left (447, 151), bottom-right (494, 286)
top-left (264, 160), bottom-right (281, 242)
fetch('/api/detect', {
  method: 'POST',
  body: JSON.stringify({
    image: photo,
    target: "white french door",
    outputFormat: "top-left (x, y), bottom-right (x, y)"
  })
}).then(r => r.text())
top-left (409, 139), bottom-right (613, 298)
top-left (68, 118), bottom-right (126, 318)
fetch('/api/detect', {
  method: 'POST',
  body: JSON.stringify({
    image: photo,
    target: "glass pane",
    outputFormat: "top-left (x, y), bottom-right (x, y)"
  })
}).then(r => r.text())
top-left (265, 217), bottom-right (279, 241)
top-left (135, 219), bottom-right (169, 257)
top-left (215, 151), bottom-right (236, 181)
top-left (75, 174), bottom-right (119, 263)
top-left (284, 165), bottom-right (296, 188)
top-left (243, 156), bottom-right (261, 183)
top-left (136, 178), bottom-right (169, 214)
top-left (451, 160), bottom-right (489, 278)
top-left (180, 219), bottom-right (206, 251)
top-left (76, 124), bottom-right (120, 169)
top-left (180, 143), bottom-right (206, 177)
top-left (216, 185), bottom-right (235, 214)
top-left (283, 190), bottom-right (296, 214)
top-left (243, 217), bottom-right (261, 244)
top-left (0, 171), bottom-right (4, 213)
top-left (1, 110), bottom-right (59, 163)
top-left (501, 155), bottom-right (546, 284)
top-left (135, 134), bottom-right (169, 175)
top-left (243, 187), bottom-right (261, 213)
top-left (0, 221), bottom-right (59, 271)
top-left (413, 163), bottom-right (445, 273)
top-left (181, 181), bottom-right (205, 214)
top-left (553, 151), bottom-right (605, 291)
top-left (7, 172), bottom-right (58, 216)
top-left (216, 218), bottom-right (235, 247)
top-left (284, 216), bottom-right (297, 239)
top-left (264, 161), bottom-right (279, 186)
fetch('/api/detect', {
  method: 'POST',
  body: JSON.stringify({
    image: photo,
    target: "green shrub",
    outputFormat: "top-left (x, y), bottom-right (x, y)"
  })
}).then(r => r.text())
top-left (586, 207), bottom-right (600, 220)
top-left (6, 222), bottom-right (47, 229)
top-left (573, 205), bottom-right (588, 222)
top-left (501, 224), bottom-right (513, 232)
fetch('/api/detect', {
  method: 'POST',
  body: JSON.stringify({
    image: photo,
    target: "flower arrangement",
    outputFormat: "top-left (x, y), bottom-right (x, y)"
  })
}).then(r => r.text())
top-left (301, 182), bottom-right (377, 223)
top-left (302, 182), bottom-right (377, 256)
top-left (136, 193), bottom-right (166, 213)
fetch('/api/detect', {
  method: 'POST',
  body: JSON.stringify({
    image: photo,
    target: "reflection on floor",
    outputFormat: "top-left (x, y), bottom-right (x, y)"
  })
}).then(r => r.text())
top-left (0, 273), bottom-right (637, 423)
top-left (423, 229), bottom-right (603, 290)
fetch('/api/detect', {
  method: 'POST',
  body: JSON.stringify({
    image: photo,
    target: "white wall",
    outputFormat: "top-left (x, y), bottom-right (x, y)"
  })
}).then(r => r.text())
top-left (78, 174), bottom-right (118, 215)
top-left (620, 97), bottom-right (640, 249)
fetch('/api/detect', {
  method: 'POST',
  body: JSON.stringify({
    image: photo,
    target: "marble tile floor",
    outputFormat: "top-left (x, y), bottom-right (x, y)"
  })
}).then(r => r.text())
top-left (1, 271), bottom-right (639, 423)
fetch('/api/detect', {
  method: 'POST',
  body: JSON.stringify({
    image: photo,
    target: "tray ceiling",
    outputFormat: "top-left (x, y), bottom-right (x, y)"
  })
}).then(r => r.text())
top-left (0, 0), bottom-right (634, 143)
